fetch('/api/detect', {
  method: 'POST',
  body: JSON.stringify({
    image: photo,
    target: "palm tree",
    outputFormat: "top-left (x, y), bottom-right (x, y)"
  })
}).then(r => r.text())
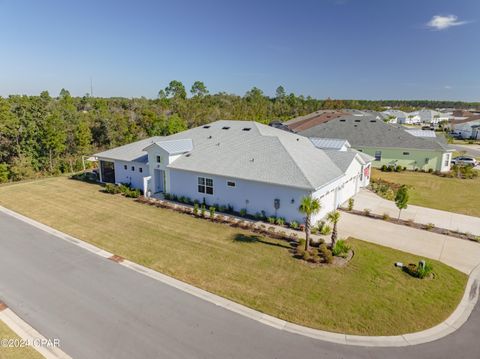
top-left (298, 196), bottom-right (321, 251)
top-left (327, 211), bottom-right (341, 249)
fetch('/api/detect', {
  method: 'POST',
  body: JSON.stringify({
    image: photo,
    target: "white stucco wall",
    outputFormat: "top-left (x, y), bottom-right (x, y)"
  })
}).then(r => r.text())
top-left (113, 160), bottom-right (149, 190)
top-left (168, 169), bottom-right (315, 223)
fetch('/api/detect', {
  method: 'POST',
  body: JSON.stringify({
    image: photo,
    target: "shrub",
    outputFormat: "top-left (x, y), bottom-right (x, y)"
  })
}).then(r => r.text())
top-left (310, 248), bottom-right (321, 263)
top-left (289, 221), bottom-right (299, 229)
top-left (227, 204), bottom-right (234, 213)
top-left (319, 243), bottom-right (333, 264)
top-left (425, 223), bottom-right (435, 231)
top-left (193, 203), bottom-right (199, 216)
top-left (254, 212), bottom-right (262, 219)
top-left (267, 216), bottom-right (276, 224)
top-left (299, 224), bottom-right (305, 232)
top-left (311, 228), bottom-right (318, 235)
top-left (406, 219), bottom-right (414, 226)
top-left (104, 183), bottom-right (120, 194)
top-left (261, 210), bottom-right (267, 219)
top-left (428, 168), bottom-right (433, 173)
top-left (201, 205), bottom-right (206, 218)
top-left (302, 251), bottom-right (311, 261)
top-left (320, 224), bottom-right (331, 235)
top-left (209, 206), bottom-right (216, 220)
top-left (239, 208), bottom-right (247, 217)
top-left (179, 196), bottom-right (186, 203)
top-left (276, 217), bottom-right (285, 226)
top-left (332, 239), bottom-right (351, 258)
top-left (219, 205), bottom-right (227, 212)
top-left (347, 198), bottom-right (354, 211)
top-left (403, 261), bottom-right (433, 279)
top-left (382, 213), bottom-right (390, 221)
top-left (363, 208), bottom-right (371, 216)
top-left (124, 188), bottom-right (140, 198)
top-left (381, 164), bottom-right (387, 172)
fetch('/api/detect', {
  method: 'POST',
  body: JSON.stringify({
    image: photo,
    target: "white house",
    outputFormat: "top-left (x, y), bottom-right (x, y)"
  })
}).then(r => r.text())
top-left (451, 116), bottom-right (480, 139)
top-left (417, 109), bottom-right (450, 125)
top-left (95, 120), bottom-right (372, 223)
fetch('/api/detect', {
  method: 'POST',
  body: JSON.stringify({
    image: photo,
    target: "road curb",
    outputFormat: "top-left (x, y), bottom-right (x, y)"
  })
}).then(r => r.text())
top-left (1, 205), bottom-right (479, 348)
top-left (0, 307), bottom-right (72, 359)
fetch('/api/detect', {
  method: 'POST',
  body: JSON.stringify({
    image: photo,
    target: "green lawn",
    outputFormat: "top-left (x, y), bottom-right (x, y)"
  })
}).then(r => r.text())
top-left (0, 177), bottom-right (467, 336)
top-left (0, 321), bottom-right (43, 359)
top-left (372, 168), bottom-right (480, 217)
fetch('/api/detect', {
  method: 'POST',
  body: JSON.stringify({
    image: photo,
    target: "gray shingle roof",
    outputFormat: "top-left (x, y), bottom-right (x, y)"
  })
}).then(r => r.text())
top-left (323, 150), bottom-right (357, 172)
top-left (94, 136), bottom-right (164, 163)
top-left (148, 139), bottom-right (193, 154)
top-left (298, 115), bottom-right (449, 151)
top-left (165, 120), bottom-right (345, 190)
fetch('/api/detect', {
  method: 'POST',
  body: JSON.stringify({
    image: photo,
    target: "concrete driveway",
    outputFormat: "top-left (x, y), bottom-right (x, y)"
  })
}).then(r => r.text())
top-left (450, 144), bottom-right (480, 158)
top-left (1, 211), bottom-right (480, 359)
top-left (352, 189), bottom-right (480, 237)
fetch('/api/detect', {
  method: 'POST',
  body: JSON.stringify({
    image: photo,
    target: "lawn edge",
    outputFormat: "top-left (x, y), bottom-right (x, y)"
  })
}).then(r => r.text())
top-left (0, 205), bottom-right (478, 348)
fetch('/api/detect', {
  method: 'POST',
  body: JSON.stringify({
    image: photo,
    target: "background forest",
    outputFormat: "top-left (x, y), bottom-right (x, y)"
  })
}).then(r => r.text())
top-left (0, 80), bottom-right (478, 182)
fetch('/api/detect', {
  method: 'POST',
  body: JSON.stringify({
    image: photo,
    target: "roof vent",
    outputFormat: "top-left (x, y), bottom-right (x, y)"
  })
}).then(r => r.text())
top-left (354, 119), bottom-right (361, 122)
top-left (208, 135), bottom-right (212, 139)
top-left (222, 126), bottom-right (230, 130)
top-left (242, 128), bottom-right (251, 131)
top-left (203, 125), bottom-right (210, 129)
top-left (216, 142), bottom-right (220, 146)
top-left (250, 158), bottom-right (255, 162)
top-left (340, 119), bottom-right (346, 122)
top-left (186, 153), bottom-right (191, 157)
top-left (370, 120), bottom-right (377, 123)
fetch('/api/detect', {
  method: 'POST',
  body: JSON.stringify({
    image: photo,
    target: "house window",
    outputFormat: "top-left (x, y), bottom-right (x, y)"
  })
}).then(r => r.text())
top-left (227, 180), bottom-right (236, 187)
top-left (139, 168), bottom-right (143, 173)
top-left (403, 152), bottom-right (410, 155)
top-left (131, 166), bottom-right (135, 171)
top-left (198, 177), bottom-right (214, 195)
top-left (374, 151), bottom-right (382, 161)
top-left (444, 154), bottom-right (450, 167)
top-left (124, 165), bottom-right (127, 170)
top-left (156, 155), bottom-right (161, 163)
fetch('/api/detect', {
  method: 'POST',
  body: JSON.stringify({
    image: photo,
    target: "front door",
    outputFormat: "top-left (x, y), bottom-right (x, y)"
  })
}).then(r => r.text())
top-left (155, 169), bottom-right (164, 193)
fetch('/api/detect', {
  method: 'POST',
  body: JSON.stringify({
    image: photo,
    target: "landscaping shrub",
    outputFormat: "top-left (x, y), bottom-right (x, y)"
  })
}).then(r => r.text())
top-left (268, 216), bottom-right (276, 224)
top-left (381, 164), bottom-right (387, 172)
top-left (103, 183), bottom-right (120, 194)
top-left (403, 261), bottom-right (433, 279)
top-left (193, 203), bottom-right (199, 216)
top-left (289, 220), bottom-right (299, 229)
top-left (219, 205), bottom-right (227, 212)
top-left (299, 224), bottom-right (305, 232)
top-left (209, 206), bottom-right (216, 220)
top-left (302, 250), bottom-right (311, 261)
top-left (239, 208), bottom-right (247, 217)
top-left (311, 228), bottom-right (318, 235)
top-left (382, 213), bottom-right (390, 221)
top-left (163, 192), bottom-right (171, 200)
top-left (363, 208), bottom-right (371, 216)
top-left (201, 205), bottom-right (206, 218)
top-left (227, 204), bottom-right (234, 213)
top-left (347, 198), bottom-right (354, 211)
top-left (124, 188), bottom-right (141, 198)
top-left (254, 212), bottom-right (262, 219)
top-left (425, 223), bottom-right (435, 231)
top-left (406, 219), bottom-right (414, 226)
top-left (319, 243), bottom-right (333, 264)
top-left (332, 239), bottom-right (351, 258)
top-left (320, 224), bottom-right (331, 235)
top-left (276, 217), bottom-right (285, 226)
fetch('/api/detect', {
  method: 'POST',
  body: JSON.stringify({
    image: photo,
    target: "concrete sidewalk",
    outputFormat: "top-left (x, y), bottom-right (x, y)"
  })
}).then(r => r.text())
top-left (339, 212), bottom-right (480, 274)
top-left (352, 189), bottom-right (480, 236)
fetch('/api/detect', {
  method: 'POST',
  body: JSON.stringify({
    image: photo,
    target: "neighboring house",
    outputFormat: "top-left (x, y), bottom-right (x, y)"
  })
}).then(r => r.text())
top-left (381, 110), bottom-right (411, 124)
top-left (94, 120), bottom-right (372, 223)
top-left (417, 109), bottom-right (450, 125)
top-left (289, 115), bottom-right (453, 172)
top-left (451, 116), bottom-right (480, 139)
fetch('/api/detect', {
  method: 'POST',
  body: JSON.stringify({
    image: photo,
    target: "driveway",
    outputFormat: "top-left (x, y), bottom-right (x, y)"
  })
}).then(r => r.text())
top-left (352, 189), bottom-right (480, 236)
top-left (1, 211), bottom-right (480, 359)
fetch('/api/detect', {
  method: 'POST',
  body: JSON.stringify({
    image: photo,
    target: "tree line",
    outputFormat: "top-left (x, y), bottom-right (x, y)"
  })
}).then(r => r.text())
top-left (0, 81), bottom-right (478, 182)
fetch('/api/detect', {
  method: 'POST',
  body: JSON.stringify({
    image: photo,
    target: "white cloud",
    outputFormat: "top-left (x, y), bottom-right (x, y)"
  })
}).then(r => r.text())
top-left (444, 85), bottom-right (452, 89)
top-left (426, 15), bottom-right (469, 30)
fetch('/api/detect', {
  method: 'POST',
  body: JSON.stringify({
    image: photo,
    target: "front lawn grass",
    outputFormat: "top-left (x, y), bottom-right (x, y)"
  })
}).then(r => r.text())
top-left (372, 168), bottom-right (480, 217)
top-left (0, 177), bottom-right (467, 336)
top-left (0, 321), bottom-right (43, 359)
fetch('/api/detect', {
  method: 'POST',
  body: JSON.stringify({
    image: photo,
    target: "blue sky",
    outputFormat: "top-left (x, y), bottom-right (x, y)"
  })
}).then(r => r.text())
top-left (0, 0), bottom-right (478, 100)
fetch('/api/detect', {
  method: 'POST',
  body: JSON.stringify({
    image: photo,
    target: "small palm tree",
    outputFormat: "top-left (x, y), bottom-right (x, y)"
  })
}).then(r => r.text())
top-left (327, 210), bottom-right (341, 249)
top-left (298, 196), bottom-right (321, 251)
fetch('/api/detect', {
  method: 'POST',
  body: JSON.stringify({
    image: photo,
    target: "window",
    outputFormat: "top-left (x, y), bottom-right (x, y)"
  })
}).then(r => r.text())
top-left (139, 168), bottom-right (143, 173)
top-left (403, 152), bottom-right (410, 155)
top-left (374, 151), bottom-right (382, 161)
top-left (444, 155), bottom-right (450, 167)
top-left (156, 155), bottom-right (161, 163)
top-left (131, 166), bottom-right (135, 171)
top-left (227, 180), bottom-right (236, 187)
top-left (198, 177), bottom-right (214, 195)
top-left (124, 165), bottom-right (127, 170)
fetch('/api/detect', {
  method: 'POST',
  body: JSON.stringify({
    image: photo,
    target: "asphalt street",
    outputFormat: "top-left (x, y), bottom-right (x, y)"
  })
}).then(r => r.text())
top-left (0, 211), bottom-right (479, 359)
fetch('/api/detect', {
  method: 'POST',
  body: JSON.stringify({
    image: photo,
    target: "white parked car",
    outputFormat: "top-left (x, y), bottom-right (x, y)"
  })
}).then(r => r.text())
top-left (451, 156), bottom-right (478, 167)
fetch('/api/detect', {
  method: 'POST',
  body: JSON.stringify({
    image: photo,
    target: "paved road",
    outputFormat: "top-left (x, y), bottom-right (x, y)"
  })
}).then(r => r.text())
top-left (449, 144), bottom-right (480, 157)
top-left (0, 212), bottom-right (479, 359)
